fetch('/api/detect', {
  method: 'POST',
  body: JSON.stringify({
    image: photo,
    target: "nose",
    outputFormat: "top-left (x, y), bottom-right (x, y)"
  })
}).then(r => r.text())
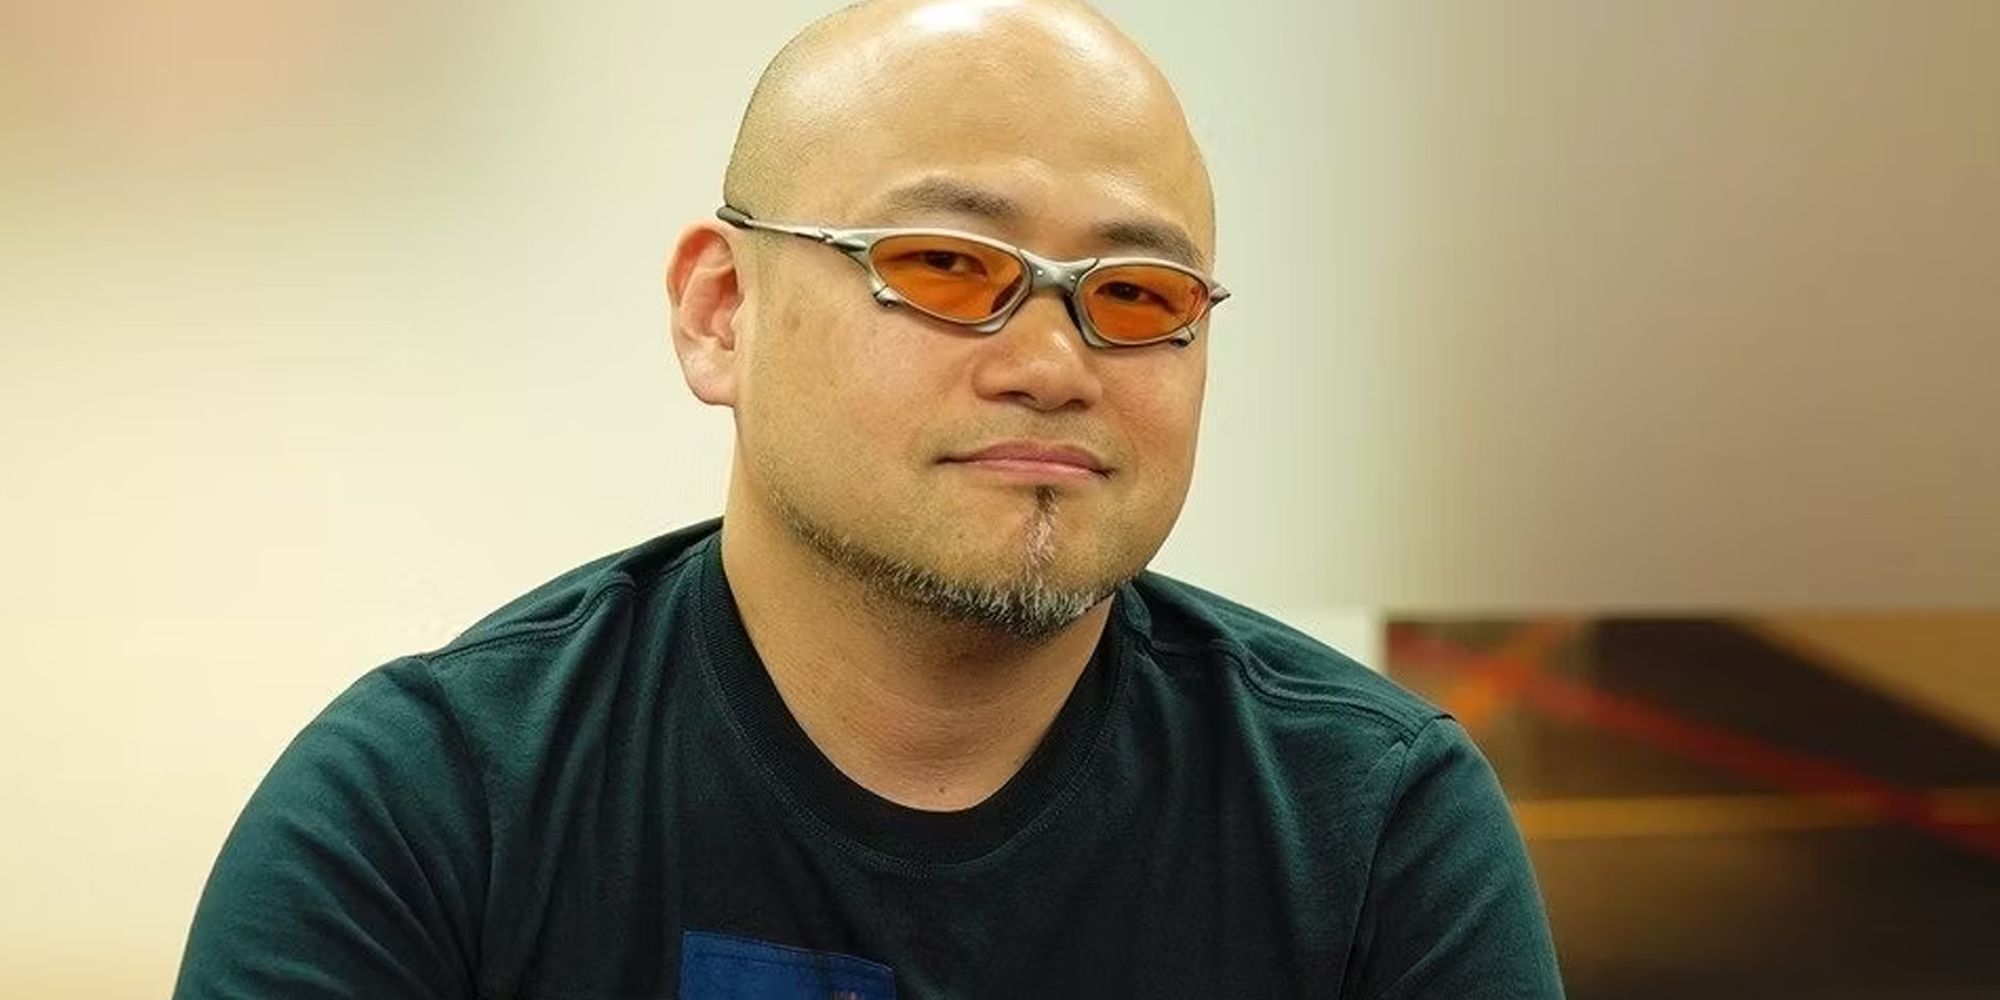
top-left (966, 291), bottom-right (1105, 412)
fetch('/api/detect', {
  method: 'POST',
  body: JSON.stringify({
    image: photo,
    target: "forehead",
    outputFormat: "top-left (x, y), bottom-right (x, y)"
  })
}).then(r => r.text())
top-left (772, 14), bottom-right (1214, 255)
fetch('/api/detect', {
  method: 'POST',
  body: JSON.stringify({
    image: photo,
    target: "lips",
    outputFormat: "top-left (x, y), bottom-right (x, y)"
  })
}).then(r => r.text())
top-left (946, 441), bottom-right (1111, 475)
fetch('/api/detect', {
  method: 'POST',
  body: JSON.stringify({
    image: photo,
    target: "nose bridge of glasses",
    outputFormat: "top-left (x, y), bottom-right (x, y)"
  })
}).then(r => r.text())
top-left (1002, 251), bottom-right (1101, 345)
top-left (1021, 248), bottom-right (1093, 295)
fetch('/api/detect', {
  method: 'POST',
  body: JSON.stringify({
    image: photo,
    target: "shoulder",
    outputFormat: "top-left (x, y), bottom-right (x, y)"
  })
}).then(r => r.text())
top-left (1119, 570), bottom-right (1446, 744)
top-left (404, 519), bottom-right (722, 693)
top-left (434, 518), bottom-right (723, 660)
top-left (357, 520), bottom-right (724, 781)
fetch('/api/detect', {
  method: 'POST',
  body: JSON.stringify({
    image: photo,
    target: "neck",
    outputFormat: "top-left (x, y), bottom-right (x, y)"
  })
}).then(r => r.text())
top-left (719, 483), bottom-right (1112, 812)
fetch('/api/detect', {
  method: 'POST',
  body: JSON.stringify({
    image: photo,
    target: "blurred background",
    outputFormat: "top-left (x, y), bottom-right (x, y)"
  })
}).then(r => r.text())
top-left (1, 1), bottom-right (1995, 996)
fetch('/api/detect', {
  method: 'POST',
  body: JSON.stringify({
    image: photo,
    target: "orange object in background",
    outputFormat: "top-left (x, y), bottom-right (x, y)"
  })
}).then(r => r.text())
top-left (1388, 615), bottom-right (2000, 1000)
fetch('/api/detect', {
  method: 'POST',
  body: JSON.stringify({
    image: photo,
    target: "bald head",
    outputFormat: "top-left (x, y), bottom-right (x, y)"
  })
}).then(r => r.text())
top-left (723, 0), bottom-right (1213, 252)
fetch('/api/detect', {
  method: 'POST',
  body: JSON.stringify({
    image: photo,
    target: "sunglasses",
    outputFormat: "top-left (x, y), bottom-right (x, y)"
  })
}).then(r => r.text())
top-left (717, 205), bottom-right (1230, 349)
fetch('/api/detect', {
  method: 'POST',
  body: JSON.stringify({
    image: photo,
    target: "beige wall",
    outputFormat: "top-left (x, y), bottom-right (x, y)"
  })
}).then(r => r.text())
top-left (2, 2), bottom-right (1995, 996)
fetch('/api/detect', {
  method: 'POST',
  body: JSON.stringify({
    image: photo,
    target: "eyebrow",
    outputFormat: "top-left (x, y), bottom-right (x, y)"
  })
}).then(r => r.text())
top-left (1093, 219), bottom-right (1206, 271)
top-left (867, 177), bottom-right (1209, 270)
top-left (875, 177), bottom-right (1023, 221)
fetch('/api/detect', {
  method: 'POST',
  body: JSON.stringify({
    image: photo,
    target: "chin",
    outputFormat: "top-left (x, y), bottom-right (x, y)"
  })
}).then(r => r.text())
top-left (938, 527), bottom-right (1138, 597)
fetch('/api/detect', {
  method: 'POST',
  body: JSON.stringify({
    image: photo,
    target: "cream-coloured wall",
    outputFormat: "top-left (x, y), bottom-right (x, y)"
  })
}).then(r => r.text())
top-left (2, 2), bottom-right (1995, 997)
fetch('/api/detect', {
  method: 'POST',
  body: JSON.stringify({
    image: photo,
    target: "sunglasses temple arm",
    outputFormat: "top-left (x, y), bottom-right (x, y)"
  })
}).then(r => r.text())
top-left (716, 206), bottom-right (844, 245)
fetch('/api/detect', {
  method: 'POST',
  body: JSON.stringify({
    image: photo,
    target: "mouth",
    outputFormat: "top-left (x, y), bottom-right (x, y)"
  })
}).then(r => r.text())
top-left (941, 440), bottom-right (1113, 481)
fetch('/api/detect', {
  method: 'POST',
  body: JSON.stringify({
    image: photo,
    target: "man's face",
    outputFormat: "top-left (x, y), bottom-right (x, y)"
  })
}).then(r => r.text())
top-left (728, 8), bottom-right (1215, 636)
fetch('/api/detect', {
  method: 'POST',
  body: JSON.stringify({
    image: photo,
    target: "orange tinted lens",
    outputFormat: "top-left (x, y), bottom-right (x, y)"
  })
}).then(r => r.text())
top-left (1079, 265), bottom-right (1210, 343)
top-left (870, 234), bottom-right (1026, 322)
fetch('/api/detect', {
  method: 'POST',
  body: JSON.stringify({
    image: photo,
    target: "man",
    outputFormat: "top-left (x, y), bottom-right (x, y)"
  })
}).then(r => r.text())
top-left (176, 1), bottom-right (1563, 996)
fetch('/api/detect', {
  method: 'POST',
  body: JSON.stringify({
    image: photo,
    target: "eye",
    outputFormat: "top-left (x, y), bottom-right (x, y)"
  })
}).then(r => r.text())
top-left (1098, 280), bottom-right (1170, 307)
top-left (917, 249), bottom-right (986, 276)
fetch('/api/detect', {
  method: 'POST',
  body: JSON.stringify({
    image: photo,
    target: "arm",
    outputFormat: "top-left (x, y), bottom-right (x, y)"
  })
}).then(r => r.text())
top-left (174, 658), bottom-right (489, 1000)
top-left (1345, 716), bottom-right (1565, 999)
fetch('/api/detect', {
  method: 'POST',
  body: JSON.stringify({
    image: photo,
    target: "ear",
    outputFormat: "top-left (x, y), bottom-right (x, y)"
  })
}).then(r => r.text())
top-left (666, 222), bottom-right (747, 407)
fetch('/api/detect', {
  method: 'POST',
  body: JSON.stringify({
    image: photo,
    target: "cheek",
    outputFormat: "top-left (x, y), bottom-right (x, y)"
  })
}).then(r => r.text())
top-left (745, 292), bottom-right (945, 469)
top-left (1112, 358), bottom-right (1206, 478)
top-left (740, 291), bottom-right (839, 463)
top-left (1175, 359), bottom-right (1208, 453)
top-left (825, 319), bottom-right (942, 450)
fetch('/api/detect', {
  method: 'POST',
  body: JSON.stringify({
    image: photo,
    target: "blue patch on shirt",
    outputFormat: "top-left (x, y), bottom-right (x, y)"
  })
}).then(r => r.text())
top-left (679, 930), bottom-right (897, 999)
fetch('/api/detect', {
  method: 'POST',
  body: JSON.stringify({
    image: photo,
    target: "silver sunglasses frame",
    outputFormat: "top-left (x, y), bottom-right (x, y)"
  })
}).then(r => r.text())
top-left (717, 205), bottom-right (1229, 349)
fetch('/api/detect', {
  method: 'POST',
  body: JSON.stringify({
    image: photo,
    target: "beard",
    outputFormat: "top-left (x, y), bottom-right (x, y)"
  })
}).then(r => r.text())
top-left (761, 470), bottom-right (1125, 643)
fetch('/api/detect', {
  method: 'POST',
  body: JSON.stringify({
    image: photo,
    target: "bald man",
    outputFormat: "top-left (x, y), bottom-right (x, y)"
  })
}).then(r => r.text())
top-left (175, 2), bottom-right (1562, 997)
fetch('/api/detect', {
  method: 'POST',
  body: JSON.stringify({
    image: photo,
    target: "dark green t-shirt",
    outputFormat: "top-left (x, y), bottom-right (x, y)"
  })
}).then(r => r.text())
top-left (175, 520), bottom-right (1562, 998)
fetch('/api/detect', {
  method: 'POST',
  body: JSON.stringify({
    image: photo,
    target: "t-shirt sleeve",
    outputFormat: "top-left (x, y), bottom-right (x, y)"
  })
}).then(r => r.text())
top-left (173, 658), bottom-right (489, 1000)
top-left (1346, 716), bottom-right (1565, 1000)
